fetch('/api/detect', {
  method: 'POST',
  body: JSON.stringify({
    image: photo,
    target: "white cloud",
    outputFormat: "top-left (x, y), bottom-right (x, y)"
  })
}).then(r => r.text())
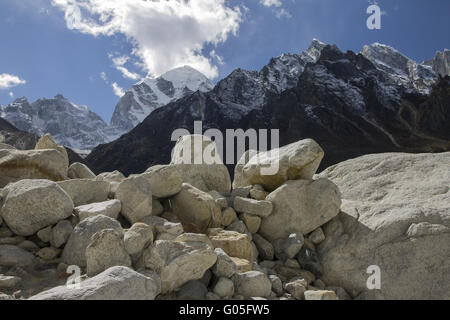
top-left (210, 50), bottom-right (224, 66)
top-left (100, 71), bottom-right (108, 82)
top-left (108, 54), bottom-right (141, 80)
top-left (52, 0), bottom-right (242, 79)
top-left (259, 0), bottom-right (291, 19)
top-left (112, 82), bottom-right (125, 97)
top-left (275, 8), bottom-right (292, 19)
top-left (260, 0), bottom-right (282, 7)
top-left (0, 73), bottom-right (26, 90)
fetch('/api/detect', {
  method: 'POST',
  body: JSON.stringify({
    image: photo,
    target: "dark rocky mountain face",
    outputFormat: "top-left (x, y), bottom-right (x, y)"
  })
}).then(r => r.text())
top-left (0, 116), bottom-right (39, 150)
top-left (86, 44), bottom-right (450, 176)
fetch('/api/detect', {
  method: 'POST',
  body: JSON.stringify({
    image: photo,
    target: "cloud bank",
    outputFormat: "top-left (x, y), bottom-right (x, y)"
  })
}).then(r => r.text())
top-left (52, 0), bottom-right (242, 79)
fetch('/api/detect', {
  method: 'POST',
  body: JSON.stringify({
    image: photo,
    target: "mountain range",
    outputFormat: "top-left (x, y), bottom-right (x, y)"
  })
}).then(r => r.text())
top-left (1, 40), bottom-right (449, 176)
top-left (85, 41), bottom-right (450, 175)
top-left (0, 66), bottom-right (214, 150)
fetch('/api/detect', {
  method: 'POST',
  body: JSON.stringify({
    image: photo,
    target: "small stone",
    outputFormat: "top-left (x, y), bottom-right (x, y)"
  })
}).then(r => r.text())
top-left (232, 271), bottom-right (272, 298)
top-left (51, 220), bottom-right (73, 248)
top-left (284, 280), bottom-right (307, 300)
top-left (177, 280), bottom-right (208, 300)
top-left (0, 245), bottom-right (34, 267)
top-left (206, 292), bottom-right (220, 300)
top-left (231, 186), bottom-right (252, 198)
top-left (285, 259), bottom-right (300, 269)
top-left (152, 199), bottom-right (164, 216)
top-left (124, 223), bottom-right (153, 256)
top-left (308, 228), bottom-right (325, 245)
top-left (240, 214), bottom-right (261, 234)
top-left (0, 275), bottom-right (21, 289)
top-left (213, 277), bottom-right (234, 298)
top-left (231, 257), bottom-right (252, 273)
top-left (226, 219), bottom-right (248, 235)
top-left (326, 286), bottom-right (351, 300)
top-left (304, 290), bottom-right (337, 300)
top-left (296, 247), bottom-right (323, 277)
top-left (274, 232), bottom-right (304, 260)
top-left (17, 240), bottom-right (40, 253)
top-left (208, 191), bottom-right (229, 209)
top-left (95, 171), bottom-right (126, 183)
top-left (269, 275), bottom-right (283, 296)
top-left (252, 234), bottom-right (274, 261)
top-left (0, 227), bottom-right (13, 238)
top-left (303, 238), bottom-right (316, 251)
top-left (208, 229), bottom-right (253, 262)
top-left (273, 265), bottom-right (315, 284)
top-left (37, 226), bottom-right (53, 243)
top-left (221, 208), bottom-right (237, 227)
top-left (313, 279), bottom-right (326, 289)
top-left (249, 187), bottom-right (268, 201)
top-left (141, 216), bottom-right (184, 237)
top-left (251, 241), bottom-right (259, 261)
top-left (0, 236), bottom-right (25, 245)
top-left (211, 248), bottom-right (238, 278)
top-left (233, 197), bottom-right (273, 218)
top-left (37, 247), bottom-right (61, 261)
top-left (199, 270), bottom-right (212, 287)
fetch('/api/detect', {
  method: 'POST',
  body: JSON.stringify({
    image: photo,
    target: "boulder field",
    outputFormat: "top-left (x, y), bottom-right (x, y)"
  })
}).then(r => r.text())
top-left (0, 134), bottom-right (448, 300)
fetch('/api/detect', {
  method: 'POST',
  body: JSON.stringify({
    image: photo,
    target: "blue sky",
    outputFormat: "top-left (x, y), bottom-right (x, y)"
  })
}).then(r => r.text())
top-left (0, 0), bottom-right (449, 123)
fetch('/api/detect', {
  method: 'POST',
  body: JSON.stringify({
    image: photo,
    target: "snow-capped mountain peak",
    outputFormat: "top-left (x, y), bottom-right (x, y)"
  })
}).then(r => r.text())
top-left (1, 95), bottom-right (109, 150)
top-left (361, 42), bottom-right (438, 94)
top-left (108, 65), bottom-right (214, 137)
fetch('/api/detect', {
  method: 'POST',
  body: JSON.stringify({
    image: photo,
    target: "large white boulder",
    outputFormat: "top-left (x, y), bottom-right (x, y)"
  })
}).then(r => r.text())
top-left (0, 149), bottom-right (68, 187)
top-left (34, 133), bottom-right (69, 168)
top-left (29, 266), bottom-right (160, 300)
top-left (62, 215), bottom-right (123, 267)
top-left (142, 165), bottom-right (183, 198)
top-left (317, 152), bottom-right (450, 300)
top-left (170, 135), bottom-right (231, 193)
top-left (86, 229), bottom-right (132, 276)
top-left (259, 179), bottom-right (341, 241)
top-left (141, 239), bottom-right (217, 293)
top-left (0, 179), bottom-right (73, 236)
top-left (115, 175), bottom-right (152, 224)
top-left (171, 183), bottom-right (222, 233)
top-left (75, 200), bottom-right (122, 221)
top-left (57, 179), bottom-right (110, 207)
top-left (234, 139), bottom-right (324, 191)
top-left (68, 162), bottom-right (96, 179)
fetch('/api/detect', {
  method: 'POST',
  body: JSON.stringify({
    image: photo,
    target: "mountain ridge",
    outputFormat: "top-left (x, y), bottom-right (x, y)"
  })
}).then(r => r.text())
top-left (85, 41), bottom-right (450, 176)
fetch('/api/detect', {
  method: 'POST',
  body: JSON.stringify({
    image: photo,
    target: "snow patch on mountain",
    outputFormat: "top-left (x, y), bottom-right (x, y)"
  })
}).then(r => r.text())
top-left (361, 43), bottom-right (438, 94)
